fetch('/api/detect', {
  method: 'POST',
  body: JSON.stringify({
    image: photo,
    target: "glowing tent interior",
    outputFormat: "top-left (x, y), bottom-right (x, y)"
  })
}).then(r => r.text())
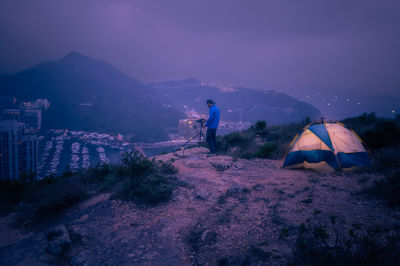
top-left (282, 121), bottom-right (371, 171)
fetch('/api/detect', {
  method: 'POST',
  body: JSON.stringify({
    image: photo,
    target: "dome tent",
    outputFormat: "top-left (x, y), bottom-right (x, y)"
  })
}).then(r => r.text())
top-left (282, 120), bottom-right (371, 171)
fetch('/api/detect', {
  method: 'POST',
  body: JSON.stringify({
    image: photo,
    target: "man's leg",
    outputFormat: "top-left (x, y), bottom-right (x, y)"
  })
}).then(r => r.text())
top-left (206, 128), bottom-right (216, 154)
top-left (211, 129), bottom-right (217, 154)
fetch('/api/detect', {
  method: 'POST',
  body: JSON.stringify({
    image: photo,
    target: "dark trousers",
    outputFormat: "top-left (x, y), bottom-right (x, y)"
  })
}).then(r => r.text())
top-left (206, 128), bottom-right (217, 154)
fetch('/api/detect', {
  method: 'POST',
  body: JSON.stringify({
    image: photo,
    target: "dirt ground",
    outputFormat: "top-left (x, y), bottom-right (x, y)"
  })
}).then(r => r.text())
top-left (1, 147), bottom-right (399, 265)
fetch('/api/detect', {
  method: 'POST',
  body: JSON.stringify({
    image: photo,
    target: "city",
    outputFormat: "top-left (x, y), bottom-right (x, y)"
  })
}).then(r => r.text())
top-left (0, 95), bottom-right (251, 180)
top-left (0, 96), bottom-right (133, 180)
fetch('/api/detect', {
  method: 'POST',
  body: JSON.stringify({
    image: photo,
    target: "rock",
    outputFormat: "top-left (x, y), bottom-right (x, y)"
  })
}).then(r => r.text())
top-left (78, 214), bottom-right (89, 223)
top-left (201, 230), bottom-right (217, 244)
top-left (234, 163), bottom-right (243, 169)
top-left (46, 224), bottom-right (72, 256)
top-left (37, 253), bottom-right (56, 264)
top-left (210, 157), bottom-right (232, 171)
top-left (195, 189), bottom-right (211, 200)
top-left (226, 183), bottom-right (248, 195)
top-left (69, 225), bottom-right (85, 242)
top-left (70, 251), bottom-right (88, 266)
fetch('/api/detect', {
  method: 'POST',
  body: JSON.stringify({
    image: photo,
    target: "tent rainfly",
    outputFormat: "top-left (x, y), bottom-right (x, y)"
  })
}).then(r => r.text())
top-left (282, 121), bottom-right (371, 171)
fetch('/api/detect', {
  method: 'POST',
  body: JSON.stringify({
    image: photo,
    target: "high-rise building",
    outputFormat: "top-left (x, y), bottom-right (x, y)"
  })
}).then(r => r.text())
top-left (23, 109), bottom-right (42, 130)
top-left (34, 98), bottom-right (50, 110)
top-left (3, 109), bottom-right (21, 122)
top-left (0, 120), bottom-right (38, 181)
top-left (22, 134), bottom-right (38, 176)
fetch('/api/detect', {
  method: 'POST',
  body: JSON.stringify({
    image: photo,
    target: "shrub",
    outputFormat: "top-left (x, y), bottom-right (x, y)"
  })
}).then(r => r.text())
top-left (223, 132), bottom-right (253, 147)
top-left (285, 215), bottom-right (400, 266)
top-left (372, 147), bottom-right (400, 171)
top-left (119, 151), bottom-right (154, 178)
top-left (217, 121), bottom-right (302, 159)
top-left (365, 169), bottom-right (400, 207)
top-left (34, 176), bottom-right (87, 221)
top-left (116, 173), bottom-right (174, 204)
top-left (158, 160), bottom-right (178, 175)
top-left (114, 152), bottom-right (175, 204)
top-left (363, 120), bottom-right (400, 150)
top-left (100, 173), bottom-right (119, 191)
top-left (254, 142), bottom-right (278, 159)
top-left (79, 164), bottom-right (112, 184)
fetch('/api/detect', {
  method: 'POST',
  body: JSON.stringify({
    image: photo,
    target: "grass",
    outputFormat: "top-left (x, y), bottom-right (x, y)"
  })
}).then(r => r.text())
top-left (0, 151), bottom-right (178, 223)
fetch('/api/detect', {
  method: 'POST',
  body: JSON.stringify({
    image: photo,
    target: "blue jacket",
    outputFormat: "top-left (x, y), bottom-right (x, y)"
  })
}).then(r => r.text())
top-left (205, 105), bottom-right (220, 129)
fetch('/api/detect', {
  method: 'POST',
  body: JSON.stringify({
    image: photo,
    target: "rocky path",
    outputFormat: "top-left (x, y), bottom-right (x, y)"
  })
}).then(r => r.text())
top-left (1, 147), bottom-right (399, 265)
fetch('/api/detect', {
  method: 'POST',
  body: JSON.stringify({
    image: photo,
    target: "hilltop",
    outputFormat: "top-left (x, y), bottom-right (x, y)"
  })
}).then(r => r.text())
top-left (0, 147), bottom-right (399, 265)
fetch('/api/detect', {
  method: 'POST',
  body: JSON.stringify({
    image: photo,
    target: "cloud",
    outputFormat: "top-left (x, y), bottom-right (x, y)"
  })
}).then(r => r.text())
top-left (0, 0), bottom-right (399, 97)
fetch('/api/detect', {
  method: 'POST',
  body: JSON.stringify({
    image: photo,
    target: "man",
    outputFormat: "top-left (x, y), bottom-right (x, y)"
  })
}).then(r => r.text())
top-left (205, 99), bottom-right (220, 154)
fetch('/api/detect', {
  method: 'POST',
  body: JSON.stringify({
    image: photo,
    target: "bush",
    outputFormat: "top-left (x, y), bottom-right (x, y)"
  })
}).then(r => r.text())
top-left (254, 120), bottom-right (267, 131)
top-left (114, 152), bottom-right (175, 204)
top-left (285, 215), bottom-right (400, 266)
top-left (99, 173), bottom-right (119, 191)
top-left (218, 121), bottom-right (302, 159)
top-left (363, 121), bottom-right (400, 150)
top-left (79, 164), bottom-right (112, 184)
top-left (158, 160), bottom-right (178, 175)
top-left (254, 142), bottom-right (278, 158)
top-left (365, 169), bottom-right (400, 207)
top-left (116, 174), bottom-right (174, 204)
top-left (119, 151), bottom-right (154, 178)
top-left (342, 113), bottom-right (400, 151)
top-left (372, 148), bottom-right (400, 171)
top-left (34, 181), bottom-right (86, 221)
top-left (223, 132), bottom-right (253, 147)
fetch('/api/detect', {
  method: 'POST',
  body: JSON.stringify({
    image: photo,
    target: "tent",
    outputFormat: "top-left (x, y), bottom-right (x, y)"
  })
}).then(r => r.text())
top-left (282, 121), bottom-right (371, 171)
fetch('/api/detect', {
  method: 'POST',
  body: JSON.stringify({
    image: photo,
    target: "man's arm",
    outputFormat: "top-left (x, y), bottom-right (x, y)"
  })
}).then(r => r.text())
top-left (205, 108), bottom-right (215, 127)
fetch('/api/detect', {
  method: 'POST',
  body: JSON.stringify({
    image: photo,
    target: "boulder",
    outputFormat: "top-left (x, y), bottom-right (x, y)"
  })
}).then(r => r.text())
top-left (201, 229), bottom-right (217, 244)
top-left (46, 224), bottom-right (72, 256)
top-left (210, 156), bottom-right (232, 171)
top-left (70, 251), bottom-right (88, 266)
top-left (226, 183), bottom-right (249, 195)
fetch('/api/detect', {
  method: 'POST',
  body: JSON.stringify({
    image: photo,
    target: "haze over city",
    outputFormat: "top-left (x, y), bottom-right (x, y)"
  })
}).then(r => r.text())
top-left (1, 0), bottom-right (399, 118)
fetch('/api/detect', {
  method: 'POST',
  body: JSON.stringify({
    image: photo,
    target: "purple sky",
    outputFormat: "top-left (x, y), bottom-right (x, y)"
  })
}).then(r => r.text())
top-left (1, 0), bottom-right (400, 100)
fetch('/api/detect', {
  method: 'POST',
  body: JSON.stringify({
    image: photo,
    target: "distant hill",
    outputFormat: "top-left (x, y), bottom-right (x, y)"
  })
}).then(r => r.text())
top-left (0, 52), bottom-right (184, 142)
top-left (150, 79), bottom-right (321, 124)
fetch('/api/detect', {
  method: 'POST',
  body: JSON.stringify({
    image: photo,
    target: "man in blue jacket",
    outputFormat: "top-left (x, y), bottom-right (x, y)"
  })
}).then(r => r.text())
top-left (205, 99), bottom-right (220, 154)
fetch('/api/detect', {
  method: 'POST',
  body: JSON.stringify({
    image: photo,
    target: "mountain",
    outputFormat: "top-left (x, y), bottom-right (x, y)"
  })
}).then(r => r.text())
top-left (0, 52), bottom-right (184, 141)
top-left (150, 79), bottom-right (321, 124)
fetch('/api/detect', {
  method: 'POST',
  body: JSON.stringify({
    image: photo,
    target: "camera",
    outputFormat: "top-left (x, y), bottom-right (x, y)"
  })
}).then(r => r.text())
top-left (196, 118), bottom-right (206, 123)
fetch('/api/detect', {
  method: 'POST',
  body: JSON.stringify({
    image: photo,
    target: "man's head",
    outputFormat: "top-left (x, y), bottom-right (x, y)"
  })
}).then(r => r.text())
top-left (206, 99), bottom-right (215, 108)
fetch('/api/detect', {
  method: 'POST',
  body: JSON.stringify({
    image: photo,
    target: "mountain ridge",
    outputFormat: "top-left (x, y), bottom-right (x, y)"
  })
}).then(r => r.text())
top-left (0, 52), bottom-right (184, 141)
top-left (150, 79), bottom-right (321, 124)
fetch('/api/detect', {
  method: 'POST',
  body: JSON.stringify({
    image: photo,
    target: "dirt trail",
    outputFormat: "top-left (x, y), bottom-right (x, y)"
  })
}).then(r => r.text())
top-left (0, 147), bottom-right (399, 265)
